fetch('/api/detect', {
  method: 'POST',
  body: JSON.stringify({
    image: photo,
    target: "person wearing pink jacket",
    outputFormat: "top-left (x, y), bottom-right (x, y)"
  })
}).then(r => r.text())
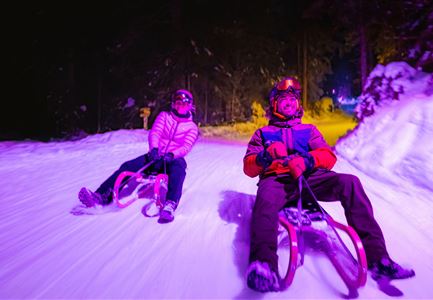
top-left (78, 89), bottom-right (199, 223)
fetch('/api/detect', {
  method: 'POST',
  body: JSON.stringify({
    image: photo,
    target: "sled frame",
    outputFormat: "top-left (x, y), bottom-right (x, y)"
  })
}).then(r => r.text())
top-left (113, 169), bottom-right (169, 210)
top-left (278, 176), bottom-right (367, 291)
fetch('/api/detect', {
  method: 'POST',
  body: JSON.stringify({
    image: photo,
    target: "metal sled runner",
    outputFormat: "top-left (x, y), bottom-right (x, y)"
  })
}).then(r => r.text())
top-left (277, 176), bottom-right (367, 291)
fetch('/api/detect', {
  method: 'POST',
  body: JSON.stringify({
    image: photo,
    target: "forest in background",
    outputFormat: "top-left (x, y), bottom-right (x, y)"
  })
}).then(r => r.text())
top-left (4, 0), bottom-right (432, 140)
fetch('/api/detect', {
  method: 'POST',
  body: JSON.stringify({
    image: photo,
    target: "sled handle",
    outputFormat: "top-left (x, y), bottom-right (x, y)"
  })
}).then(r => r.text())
top-left (297, 175), bottom-right (368, 289)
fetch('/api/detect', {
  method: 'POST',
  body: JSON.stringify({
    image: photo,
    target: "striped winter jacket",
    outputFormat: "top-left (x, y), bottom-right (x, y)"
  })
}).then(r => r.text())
top-left (149, 111), bottom-right (199, 159)
top-left (243, 117), bottom-right (337, 178)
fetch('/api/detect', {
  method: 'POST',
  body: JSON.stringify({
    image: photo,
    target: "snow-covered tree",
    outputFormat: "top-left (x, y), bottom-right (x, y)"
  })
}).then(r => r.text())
top-left (355, 61), bottom-right (431, 120)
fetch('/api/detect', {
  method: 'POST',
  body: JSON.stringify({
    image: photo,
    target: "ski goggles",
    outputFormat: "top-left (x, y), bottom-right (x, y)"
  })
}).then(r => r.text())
top-left (275, 79), bottom-right (301, 99)
top-left (173, 91), bottom-right (193, 104)
top-left (276, 78), bottom-right (301, 91)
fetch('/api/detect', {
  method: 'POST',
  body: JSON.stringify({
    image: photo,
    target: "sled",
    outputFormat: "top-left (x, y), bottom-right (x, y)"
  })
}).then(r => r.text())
top-left (277, 176), bottom-right (367, 292)
top-left (112, 161), bottom-right (168, 215)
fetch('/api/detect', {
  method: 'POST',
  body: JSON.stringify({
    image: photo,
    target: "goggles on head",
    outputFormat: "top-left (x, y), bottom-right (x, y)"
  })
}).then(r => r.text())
top-left (274, 78), bottom-right (301, 100)
top-left (276, 78), bottom-right (301, 91)
top-left (173, 90), bottom-right (193, 104)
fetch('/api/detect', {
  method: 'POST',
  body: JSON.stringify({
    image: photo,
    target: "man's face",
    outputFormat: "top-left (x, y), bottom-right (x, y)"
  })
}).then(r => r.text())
top-left (173, 100), bottom-right (191, 115)
top-left (276, 94), bottom-right (299, 117)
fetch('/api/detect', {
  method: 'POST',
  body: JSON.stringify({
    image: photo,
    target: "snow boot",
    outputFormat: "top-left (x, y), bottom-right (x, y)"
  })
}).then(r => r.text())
top-left (78, 188), bottom-right (105, 207)
top-left (369, 257), bottom-right (415, 280)
top-left (158, 200), bottom-right (177, 223)
top-left (246, 261), bottom-right (280, 292)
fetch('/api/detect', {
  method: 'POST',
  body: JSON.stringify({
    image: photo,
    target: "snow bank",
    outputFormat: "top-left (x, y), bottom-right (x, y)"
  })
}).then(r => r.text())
top-left (336, 62), bottom-right (433, 190)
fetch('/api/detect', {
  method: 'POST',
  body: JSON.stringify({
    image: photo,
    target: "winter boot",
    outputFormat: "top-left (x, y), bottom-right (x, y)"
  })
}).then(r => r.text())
top-left (246, 261), bottom-right (280, 292)
top-left (369, 257), bottom-right (415, 280)
top-left (158, 200), bottom-right (177, 223)
top-left (78, 188), bottom-right (105, 207)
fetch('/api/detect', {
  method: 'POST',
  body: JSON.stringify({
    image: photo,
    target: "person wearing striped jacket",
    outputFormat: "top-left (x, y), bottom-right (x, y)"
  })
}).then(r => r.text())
top-left (243, 77), bottom-right (414, 292)
top-left (78, 89), bottom-right (199, 223)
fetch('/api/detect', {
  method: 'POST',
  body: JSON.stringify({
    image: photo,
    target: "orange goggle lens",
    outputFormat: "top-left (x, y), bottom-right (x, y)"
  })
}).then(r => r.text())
top-left (174, 93), bottom-right (192, 103)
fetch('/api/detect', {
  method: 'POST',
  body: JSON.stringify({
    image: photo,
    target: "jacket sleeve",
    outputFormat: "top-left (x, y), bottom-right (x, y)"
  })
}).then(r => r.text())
top-left (308, 126), bottom-right (337, 170)
top-left (171, 123), bottom-right (199, 158)
top-left (149, 112), bottom-right (166, 149)
top-left (243, 130), bottom-right (265, 178)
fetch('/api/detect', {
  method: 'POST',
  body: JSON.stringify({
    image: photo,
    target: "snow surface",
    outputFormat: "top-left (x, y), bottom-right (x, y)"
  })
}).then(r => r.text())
top-left (1, 62), bottom-right (433, 299)
top-left (0, 128), bottom-right (432, 299)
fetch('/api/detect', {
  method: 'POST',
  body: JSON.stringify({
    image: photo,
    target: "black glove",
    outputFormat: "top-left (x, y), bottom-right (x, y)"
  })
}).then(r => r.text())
top-left (163, 152), bottom-right (174, 163)
top-left (256, 149), bottom-right (273, 168)
top-left (148, 148), bottom-right (160, 161)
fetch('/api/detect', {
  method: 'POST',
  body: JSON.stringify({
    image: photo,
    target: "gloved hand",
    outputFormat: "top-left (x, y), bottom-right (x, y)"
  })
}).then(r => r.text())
top-left (148, 148), bottom-right (160, 161)
top-left (286, 156), bottom-right (307, 179)
top-left (256, 150), bottom-right (273, 168)
top-left (163, 152), bottom-right (174, 163)
top-left (266, 141), bottom-right (288, 159)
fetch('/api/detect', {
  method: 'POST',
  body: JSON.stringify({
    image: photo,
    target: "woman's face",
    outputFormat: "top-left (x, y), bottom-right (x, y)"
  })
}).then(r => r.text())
top-left (173, 100), bottom-right (191, 115)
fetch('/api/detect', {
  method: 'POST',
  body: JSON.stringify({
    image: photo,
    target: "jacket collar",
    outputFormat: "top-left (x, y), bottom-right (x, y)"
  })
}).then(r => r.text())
top-left (170, 110), bottom-right (193, 122)
top-left (269, 116), bottom-right (302, 128)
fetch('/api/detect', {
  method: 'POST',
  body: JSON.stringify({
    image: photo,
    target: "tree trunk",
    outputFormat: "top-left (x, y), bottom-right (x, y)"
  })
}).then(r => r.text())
top-left (67, 59), bottom-right (75, 134)
top-left (97, 74), bottom-right (102, 133)
top-left (297, 42), bottom-right (302, 75)
top-left (359, 24), bottom-right (368, 92)
top-left (359, 1), bottom-right (368, 92)
top-left (185, 73), bottom-right (190, 90)
top-left (302, 32), bottom-right (308, 109)
top-left (231, 86), bottom-right (235, 122)
top-left (204, 80), bottom-right (208, 124)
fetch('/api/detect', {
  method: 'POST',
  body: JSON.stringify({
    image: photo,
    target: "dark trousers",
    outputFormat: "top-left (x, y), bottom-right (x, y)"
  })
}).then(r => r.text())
top-left (249, 169), bottom-right (389, 273)
top-left (96, 154), bottom-right (187, 205)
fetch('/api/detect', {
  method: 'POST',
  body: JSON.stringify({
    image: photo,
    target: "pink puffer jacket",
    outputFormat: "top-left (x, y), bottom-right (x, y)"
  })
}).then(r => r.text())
top-left (149, 111), bottom-right (199, 158)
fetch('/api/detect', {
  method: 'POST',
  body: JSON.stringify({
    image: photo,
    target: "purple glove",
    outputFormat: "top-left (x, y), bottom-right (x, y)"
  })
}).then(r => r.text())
top-left (148, 148), bottom-right (160, 161)
top-left (256, 150), bottom-right (273, 168)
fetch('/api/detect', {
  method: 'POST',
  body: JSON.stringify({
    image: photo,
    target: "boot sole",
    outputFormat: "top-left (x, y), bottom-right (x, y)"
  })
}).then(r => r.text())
top-left (78, 188), bottom-right (98, 208)
top-left (247, 269), bottom-right (279, 292)
top-left (158, 211), bottom-right (174, 223)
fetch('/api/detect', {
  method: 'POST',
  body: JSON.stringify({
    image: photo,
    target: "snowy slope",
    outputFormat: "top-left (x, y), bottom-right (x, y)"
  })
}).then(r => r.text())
top-left (1, 127), bottom-right (433, 299)
top-left (1, 62), bottom-right (433, 299)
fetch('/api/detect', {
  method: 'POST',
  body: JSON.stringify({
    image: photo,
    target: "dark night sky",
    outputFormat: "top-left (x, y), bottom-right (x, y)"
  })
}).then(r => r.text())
top-left (3, 0), bottom-right (428, 140)
top-left (3, 1), bottom-right (307, 140)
